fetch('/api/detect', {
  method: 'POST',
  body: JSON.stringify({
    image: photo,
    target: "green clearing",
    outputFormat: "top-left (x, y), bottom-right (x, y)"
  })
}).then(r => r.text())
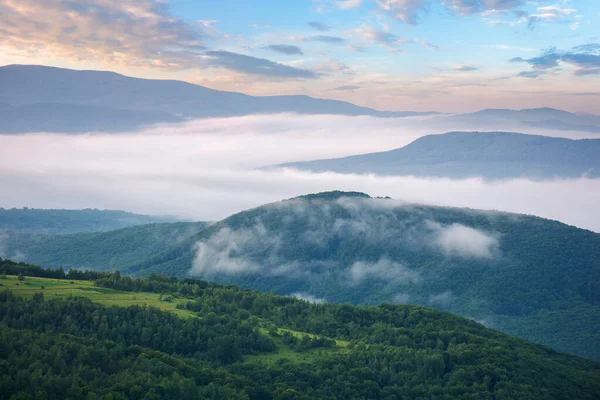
top-left (0, 275), bottom-right (195, 318)
top-left (0, 274), bottom-right (345, 364)
top-left (248, 327), bottom-right (348, 365)
top-left (246, 338), bottom-right (336, 365)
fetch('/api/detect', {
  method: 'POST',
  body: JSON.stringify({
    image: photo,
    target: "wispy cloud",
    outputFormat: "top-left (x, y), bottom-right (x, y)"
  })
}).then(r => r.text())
top-left (435, 64), bottom-right (479, 72)
top-left (450, 0), bottom-right (527, 16)
top-left (372, 0), bottom-right (579, 29)
top-left (330, 85), bottom-right (361, 91)
top-left (516, 70), bottom-right (544, 79)
top-left (309, 35), bottom-right (348, 44)
top-left (374, 0), bottom-right (428, 24)
top-left (337, 0), bottom-right (362, 9)
top-left (348, 258), bottom-right (421, 286)
top-left (487, 44), bottom-right (536, 52)
top-left (452, 64), bottom-right (478, 71)
top-left (266, 44), bottom-right (304, 55)
top-left (510, 44), bottom-right (600, 77)
top-left (528, 5), bottom-right (578, 29)
top-left (374, 0), bottom-right (531, 24)
top-left (355, 26), bottom-right (438, 50)
top-left (428, 290), bottom-right (453, 308)
top-left (290, 292), bottom-right (327, 303)
top-left (308, 22), bottom-right (332, 31)
top-left (203, 51), bottom-right (318, 78)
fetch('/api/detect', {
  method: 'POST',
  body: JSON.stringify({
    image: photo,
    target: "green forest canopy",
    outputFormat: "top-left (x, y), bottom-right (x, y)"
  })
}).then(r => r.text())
top-left (1, 259), bottom-right (599, 400)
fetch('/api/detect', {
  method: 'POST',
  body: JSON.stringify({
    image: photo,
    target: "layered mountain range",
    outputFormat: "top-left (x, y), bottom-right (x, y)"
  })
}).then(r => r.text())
top-left (2, 65), bottom-right (600, 135)
top-left (0, 64), bottom-right (434, 133)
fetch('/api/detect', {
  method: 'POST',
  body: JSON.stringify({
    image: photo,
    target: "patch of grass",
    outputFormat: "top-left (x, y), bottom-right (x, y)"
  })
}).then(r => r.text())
top-left (246, 334), bottom-right (341, 365)
top-left (274, 327), bottom-right (350, 348)
top-left (1, 275), bottom-right (348, 364)
top-left (246, 327), bottom-right (348, 365)
top-left (0, 275), bottom-right (195, 318)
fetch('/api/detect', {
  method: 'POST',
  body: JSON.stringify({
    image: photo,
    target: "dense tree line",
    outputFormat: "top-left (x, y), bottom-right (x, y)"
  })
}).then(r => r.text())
top-left (0, 258), bottom-right (108, 281)
top-left (0, 222), bottom-right (206, 271)
top-left (0, 292), bottom-right (275, 364)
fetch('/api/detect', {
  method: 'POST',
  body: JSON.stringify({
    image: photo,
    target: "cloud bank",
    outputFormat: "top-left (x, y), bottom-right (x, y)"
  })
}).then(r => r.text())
top-left (0, 114), bottom-right (599, 232)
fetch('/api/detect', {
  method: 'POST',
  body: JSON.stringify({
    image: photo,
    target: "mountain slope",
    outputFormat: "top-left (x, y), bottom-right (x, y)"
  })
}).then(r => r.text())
top-left (0, 208), bottom-right (178, 234)
top-left (125, 191), bottom-right (600, 361)
top-left (430, 107), bottom-right (600, 133)
top-left (525, 119), bottom-right (600, 133)
top-left (1, 260), bottom-right (600, 399)
top-left (0, 64), bottom-right (435, 133)
top-left (460, 107), bottom-right (600, 126)
top-left (0, 222), bottom-right (208, 270)
top-left (273, 131), bottom-right (600, 179)
top-left (0, 103), bottom-right (182, 133)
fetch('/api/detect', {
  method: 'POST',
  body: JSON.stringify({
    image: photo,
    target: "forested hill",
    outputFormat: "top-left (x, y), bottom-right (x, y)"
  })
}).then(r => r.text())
top-left (0, 208), bottom-right (179, 234)
top-left (125, 191), bottom-right (600, 361)
top-left (273, 131), bottom-right (600, 179)
top-left (1, 260), bottom-right (600, 399)
top-left (0, 222), bottom-right (208, 270)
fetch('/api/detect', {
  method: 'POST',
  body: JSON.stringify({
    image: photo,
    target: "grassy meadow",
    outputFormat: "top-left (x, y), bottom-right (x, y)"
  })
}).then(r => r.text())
top-left (0, 274), bottom-right (195, 318)
top-left (0, 274), bottom-right (345, 364)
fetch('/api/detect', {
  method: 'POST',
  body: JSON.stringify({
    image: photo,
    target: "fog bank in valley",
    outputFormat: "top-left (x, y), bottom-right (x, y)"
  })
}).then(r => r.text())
top-left (0, 114), bottom-right (599, 231)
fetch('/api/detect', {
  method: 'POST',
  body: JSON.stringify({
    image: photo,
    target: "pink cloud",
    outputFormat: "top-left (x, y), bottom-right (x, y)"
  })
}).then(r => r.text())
top-left (0, 0), bottom-right (205, 70)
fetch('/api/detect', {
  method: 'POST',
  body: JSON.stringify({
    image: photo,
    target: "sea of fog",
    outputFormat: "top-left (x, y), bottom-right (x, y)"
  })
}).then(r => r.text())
top-left (0, 113), bottom-right (599, 232)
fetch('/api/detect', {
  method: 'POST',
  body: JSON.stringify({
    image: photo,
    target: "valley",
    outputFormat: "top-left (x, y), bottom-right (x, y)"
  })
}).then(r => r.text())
top-left (2, 3), bottom-right (600, 396)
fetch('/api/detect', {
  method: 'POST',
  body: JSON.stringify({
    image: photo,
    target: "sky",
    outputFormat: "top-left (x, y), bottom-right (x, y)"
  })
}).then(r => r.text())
top-left (1, 0), bottom-right (599, 112)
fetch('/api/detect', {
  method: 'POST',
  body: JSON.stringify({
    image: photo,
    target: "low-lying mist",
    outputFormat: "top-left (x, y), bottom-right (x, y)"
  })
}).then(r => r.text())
top-left (188, 195), bottom-right (504, 306)
top-left (0, 113), bottom-right (599, 231)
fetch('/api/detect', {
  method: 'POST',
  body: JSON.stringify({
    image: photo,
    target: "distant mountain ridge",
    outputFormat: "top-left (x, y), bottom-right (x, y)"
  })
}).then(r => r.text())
top-left (0, 208), bottom-right (179, 234)
top-left (273, 131), bottom-right (600, 179)
top-left (2, 65), bottom-right (598, 134)
top-left (430, 107), bottom-right (600, 134)
top-left (460, 107), bottom-right (600, 125)
top-left (0, 64), bottom-right (436, 133)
